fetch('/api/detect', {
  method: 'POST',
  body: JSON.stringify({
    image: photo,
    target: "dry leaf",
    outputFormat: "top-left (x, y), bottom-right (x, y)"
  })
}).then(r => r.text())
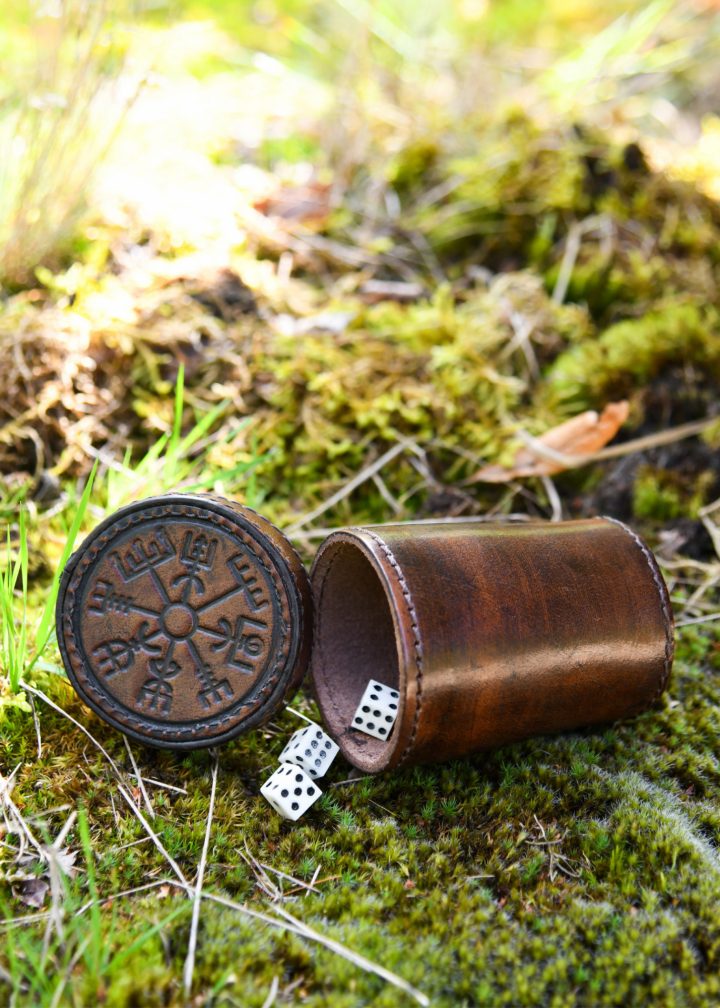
top-left (254, 180), bottom-right (331, 227)
top-left (15, 877), bottom-right (50, 908)
top-left (470, 401), bottom-right (629, 483)
top-left (53, 847), bottom-right (78, 878)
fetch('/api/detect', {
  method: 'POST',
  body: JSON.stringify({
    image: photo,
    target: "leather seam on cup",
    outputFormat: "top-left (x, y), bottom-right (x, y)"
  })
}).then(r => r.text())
top-left (602, 515), bottom-right (674, 700)
top-left (314, 544), bottom-right (351, 732)
top-left (363, 529), bottom-right (424, 769)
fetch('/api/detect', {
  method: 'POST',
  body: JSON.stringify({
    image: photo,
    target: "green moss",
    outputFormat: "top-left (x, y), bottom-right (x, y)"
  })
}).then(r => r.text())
top-left (633, 468), bottom-right (685, 522)
top-left (2, 624), bottom-right (720, 1006)
top-left (544, 302), bottom-right (720, 411)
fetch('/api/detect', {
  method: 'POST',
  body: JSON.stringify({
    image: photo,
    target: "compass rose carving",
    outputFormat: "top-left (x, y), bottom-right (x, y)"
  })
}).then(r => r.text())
top-left (86, 526), bottom-right (273, 717)
top-left (57, 496), bottom-right (310, 751)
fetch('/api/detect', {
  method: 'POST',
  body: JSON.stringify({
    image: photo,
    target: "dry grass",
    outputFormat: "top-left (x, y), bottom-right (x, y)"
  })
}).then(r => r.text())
top-left (0, 0), bottom-right (139, 287)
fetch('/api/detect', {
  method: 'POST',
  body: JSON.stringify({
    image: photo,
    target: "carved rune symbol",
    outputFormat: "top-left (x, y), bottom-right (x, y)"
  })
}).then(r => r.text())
top-left (194, 659), bottom-right (234, 710)
top-left (137, 649), bottom-right (182, 715)
top-left (111, 528), bottom-right (175, 581)
top-left (88, 522), bottom-right (273, 717)
top-left (207, 615), bottom-right (268, 673)
top-left (172, 532), bottom-right (219, 601)
top-left (93, 622), bottom-right (163, 677)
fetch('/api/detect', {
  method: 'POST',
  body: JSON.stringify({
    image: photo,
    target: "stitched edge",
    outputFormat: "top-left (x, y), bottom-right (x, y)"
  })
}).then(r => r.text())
top-left (602, 516), bottom-right (675, 701)
top-left (362, 529), bottom-right (424, 770)
top-left (59, 502), bottom-right (292, 743)
top-left (313, 544), bottom-right (349, 732)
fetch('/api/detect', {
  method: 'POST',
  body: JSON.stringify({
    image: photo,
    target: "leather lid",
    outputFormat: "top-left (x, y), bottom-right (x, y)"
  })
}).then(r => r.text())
top-left (56, 493), bottom-right (312, 750)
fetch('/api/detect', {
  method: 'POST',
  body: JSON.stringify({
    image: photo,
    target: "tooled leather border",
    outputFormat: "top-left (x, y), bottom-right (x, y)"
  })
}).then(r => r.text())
top-left (57, 498), bottom-right (297, 747)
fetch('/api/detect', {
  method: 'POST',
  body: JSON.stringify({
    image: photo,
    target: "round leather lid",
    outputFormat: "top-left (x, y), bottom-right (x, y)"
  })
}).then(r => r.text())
top-left (56, 494), bottom-right (311, 750)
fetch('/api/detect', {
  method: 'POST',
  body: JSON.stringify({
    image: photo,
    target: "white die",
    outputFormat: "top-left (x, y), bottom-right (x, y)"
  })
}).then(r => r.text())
top-left (260, 763), bottom-right (322, 821)
top-left (351, 679), bottom-right (399, 740)
top-left (279, 724), bottom-right (339, 779)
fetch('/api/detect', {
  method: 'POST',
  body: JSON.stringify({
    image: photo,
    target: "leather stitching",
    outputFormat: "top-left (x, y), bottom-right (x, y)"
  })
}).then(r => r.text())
top-left (603, 516), bottom-right (675, 701)
top-left (363, 529), bottom-right (424, 769)
top-left (60, 502), bottom-right (291, 742)
top-left (313, 544), bottom-right (348, 729)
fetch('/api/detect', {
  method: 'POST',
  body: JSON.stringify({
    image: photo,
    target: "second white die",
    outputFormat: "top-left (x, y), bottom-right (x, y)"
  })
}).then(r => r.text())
top-left (260, 763), bottom-right (322, 820)
top-left (351, 679), bottom-right (399, 740)
top-left (279, 724), bottom-right (339, 779)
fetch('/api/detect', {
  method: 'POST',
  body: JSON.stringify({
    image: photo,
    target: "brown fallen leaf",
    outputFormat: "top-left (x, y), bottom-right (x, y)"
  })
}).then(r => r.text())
top-left (469, 401), bottom-right (629, 483)
top-left (253, 180), bottom-right (331, 227)
top-left (15, 877), bottom-right (50, 909)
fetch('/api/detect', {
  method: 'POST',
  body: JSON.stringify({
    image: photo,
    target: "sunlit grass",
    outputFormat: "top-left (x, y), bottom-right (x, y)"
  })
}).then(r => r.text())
top-left (103, 366), bottom-right (267, 512)
top-left (1, 807), bottom-right (190, 1006)
top-left (0, 463), bottom-right (96, 705)
top-left (0, 0), bottom-right (138, 286)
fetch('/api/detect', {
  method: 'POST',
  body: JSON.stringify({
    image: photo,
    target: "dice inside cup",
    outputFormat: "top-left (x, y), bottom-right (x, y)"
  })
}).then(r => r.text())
top-left (351, 678), bottom-right (399, 740)
top-left (260, 763), bottom-right (322, 821)
top-left (279, 725), bottom-right (339, 779)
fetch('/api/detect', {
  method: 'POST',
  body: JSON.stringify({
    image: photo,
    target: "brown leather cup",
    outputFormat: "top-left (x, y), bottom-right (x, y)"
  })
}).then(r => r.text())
top-left (310, 517), bottom-right (674, 773)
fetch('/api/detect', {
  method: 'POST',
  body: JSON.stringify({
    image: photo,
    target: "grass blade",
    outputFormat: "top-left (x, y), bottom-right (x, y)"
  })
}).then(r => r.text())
top-left (29, 460), bottom-right (98, 673)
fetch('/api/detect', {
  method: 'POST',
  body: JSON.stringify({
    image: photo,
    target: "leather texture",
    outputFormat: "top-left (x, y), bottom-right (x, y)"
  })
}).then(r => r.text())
top-left (56, 493), bottom-right (313, 749)
top-left (310, 517), bottom-right (674, 774)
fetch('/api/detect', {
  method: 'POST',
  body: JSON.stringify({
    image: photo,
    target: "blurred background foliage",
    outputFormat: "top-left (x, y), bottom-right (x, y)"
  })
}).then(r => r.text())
top-left (0, 0), bottom-right (719, 529)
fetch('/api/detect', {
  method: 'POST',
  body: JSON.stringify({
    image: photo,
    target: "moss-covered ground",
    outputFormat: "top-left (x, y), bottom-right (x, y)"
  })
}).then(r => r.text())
top-left (2, 3), bottom-right (720, 1005)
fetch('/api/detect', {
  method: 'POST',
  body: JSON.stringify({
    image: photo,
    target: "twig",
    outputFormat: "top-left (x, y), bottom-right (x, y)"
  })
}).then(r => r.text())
top-left (541, 475), bottom-right (563, 522)
top-left (272, 904), bottom-right (429, 1007)
top-left (675, 612), bottom-right (720, 629)
top-left (261, 976), bottom-right (280, 1008)
top-left (129, 774), bottom-right (188, 795)
top-left (107, 836), bottom-right (153, 854)
top-left (285, 707), bottom-right (317, 726)
top-left (75, 879), bottom-right (183, 918)
top-left (259, 861), bottom-right (320, 895)
top-left (28, 692), bottom-right (42, 760)
top-left (1, 765), bottom-right (44, 860)
top-left (124, 736), bottom-right (155, 820)
top-left (552, 216), bottom-right (610, 304)
top-left (116, 783), bottom-right (187, 887)
top-left (183, 752), bottom-right (219, 998)
top-left (20, 681), bottom-right (123, 779)
top-left (371, 472), bottom-right (403, 515)
top-left (286, 441), bottom-right (406, 533)
top-left (240, 844), bottom-right (283, 902)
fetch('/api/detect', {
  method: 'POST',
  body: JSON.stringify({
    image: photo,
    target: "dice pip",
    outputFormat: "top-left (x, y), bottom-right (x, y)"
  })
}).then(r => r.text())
top-left (351, 679), bottom-right (399, 740)
top-left (260, 763), bottom-right (322, 821)
top-left (279, 724), bottom-right (339, 779)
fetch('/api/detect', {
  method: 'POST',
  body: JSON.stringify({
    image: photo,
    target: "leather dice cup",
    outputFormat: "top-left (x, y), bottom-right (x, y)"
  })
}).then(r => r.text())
top-left (55, 494), bottom-right (312, 750)
top-left (310, 517), bottom-right (674, 774)
top-left (57, 500), bottom-right (674, 768)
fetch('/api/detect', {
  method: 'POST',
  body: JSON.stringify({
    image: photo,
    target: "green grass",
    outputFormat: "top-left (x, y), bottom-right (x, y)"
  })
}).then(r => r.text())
top-left (103, 367), bottom-right (267, 513)
top-left (0, 467), bottom-right (95, 709)
top-left (1, 624), bottom-right (720, 1005)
